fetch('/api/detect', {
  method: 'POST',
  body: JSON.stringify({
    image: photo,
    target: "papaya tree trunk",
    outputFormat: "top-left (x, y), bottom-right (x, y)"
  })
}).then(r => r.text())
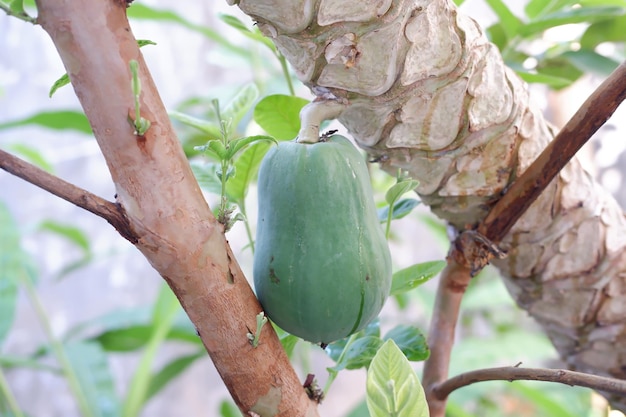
top-left (35, 1), bottom-right (319, 415)
top-left (229, 0), bottom-right (626, 410)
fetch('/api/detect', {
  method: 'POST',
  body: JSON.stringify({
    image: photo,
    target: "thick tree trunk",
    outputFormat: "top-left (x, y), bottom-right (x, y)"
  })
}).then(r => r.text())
top-left (36, 1), bottom-right (319, 416)
top-left (229, 0), bottom-right (626, 410)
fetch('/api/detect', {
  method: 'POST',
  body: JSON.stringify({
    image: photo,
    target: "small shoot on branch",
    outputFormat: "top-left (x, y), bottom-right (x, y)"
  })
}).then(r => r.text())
top-left (382, 170), bottom-right (420, 239)
top-left (247, 311), bottom-right (268, 348)
top-left (128, 59), bottom-right (151, 136)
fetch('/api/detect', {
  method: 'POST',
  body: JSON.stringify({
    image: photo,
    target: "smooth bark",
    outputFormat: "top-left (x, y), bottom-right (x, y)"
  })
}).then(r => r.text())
top-left (35, 1), bottom-right (318, 415)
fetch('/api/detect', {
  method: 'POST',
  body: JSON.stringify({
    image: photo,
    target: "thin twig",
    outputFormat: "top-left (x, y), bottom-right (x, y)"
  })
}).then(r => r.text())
top-left (432, 366), bottom-right (626, 399)
top-left (0, 148), bottom-right (137, 243)
top-left (423, 60), bottom-right (626, 417)
top-left (422, 258), bottom-right (472, 417)
top-left (478, 60), bottom-right (626, 242)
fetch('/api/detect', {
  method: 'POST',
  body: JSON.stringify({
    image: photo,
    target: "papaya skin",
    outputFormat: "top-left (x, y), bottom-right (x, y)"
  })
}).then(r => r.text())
top-left (253, 135), bottom-right (392, 344)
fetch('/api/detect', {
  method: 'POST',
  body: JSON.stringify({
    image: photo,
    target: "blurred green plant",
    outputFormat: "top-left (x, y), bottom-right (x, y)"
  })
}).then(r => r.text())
top-left (1, 0), bottom-right (624, 415)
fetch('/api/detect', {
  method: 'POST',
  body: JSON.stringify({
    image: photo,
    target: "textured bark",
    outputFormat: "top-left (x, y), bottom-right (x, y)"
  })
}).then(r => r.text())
top-left (229, 0), bottom-right (626, 410)
top-left (36, 1), bottom-right (319, 416)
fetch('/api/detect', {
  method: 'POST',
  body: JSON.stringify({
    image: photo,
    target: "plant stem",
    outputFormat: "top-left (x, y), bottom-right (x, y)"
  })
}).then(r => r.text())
top-left (277, 51), bottom-right (295, 96)
top-left (19, 271), bottom-right (95, 417)
top-left (0, 3), bottom-right (36, 23)
top-left (324, 333), bottom-right (358, 393)
top-left (385, 205), bottom-right (393, 240)
top-left (240, 203), bottom-right (255, 253)
top-left (0, 367), bottom-right (25, 417)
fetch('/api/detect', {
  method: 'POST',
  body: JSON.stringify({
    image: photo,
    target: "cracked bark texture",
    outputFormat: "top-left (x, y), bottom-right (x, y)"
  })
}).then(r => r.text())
top-left (228, 0), bottom-right (626, 410)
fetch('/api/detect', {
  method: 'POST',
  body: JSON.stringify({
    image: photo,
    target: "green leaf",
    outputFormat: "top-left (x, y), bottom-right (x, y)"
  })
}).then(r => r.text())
top-left (123, 284), bottom-right (181, 417)
top-left (253, 95), bottom-right (310, 140)
top-left (486, 23), bottom-right (508, 51)
top-left (227, 135), bottom-right (276, 161)
top-left (377, 198), bottom-right (420, 223)
top-left (207, 140), bottom-right (229, 161)
top-left (391, 260), bottom-right (446, 295)
top-left (581, 14), bottom-right (626, 48)
top-left (366, 339), bottom-right (428, 417)
top-left (126, 3), bottom-right (249, 57)
top-left (218, 13), bottom-right (275, 50)
top-left (325, 320), bottom-right (381, 362)
top-left (226, 141), bottom-right (272, 204)
top-left (328, 336), bottom-right (384, 372)
top-left (145, 351), bottom-right (205, 401)
top-left (136, 39), bottom-right (157, 47)
top-left (221, 83), bottom-right (260, 131)
top-left (219, 400), bottom-right (242, 417)
top-left (169, 110), bottom-right (221, 140)
top-left (385, 179), bottom-right (419, 207)
top-left (524, 0), bottom-right (580, 19)
top-left (0, 110), bottom-right (92, 134)
top-left (515, 70), bottom-right (574, 89)
top-left (6, 143), bottom-right (54, 173)
top-left (519, 6), bottom-right (626, 38)
top-left (561, 49), bottom-right (620, 77)
top-left (49, 73), bottom-right (71, 97)
top-left (38, 220), bottom-right (90, 253)
top-left (383, 325), bottom-right (429, 362)
top-left (64, 341), bottom-right (121, 417)
top-left (190, 162), bottom-right (223, 195)
top-left (484, 0), bottom-right (522, 39)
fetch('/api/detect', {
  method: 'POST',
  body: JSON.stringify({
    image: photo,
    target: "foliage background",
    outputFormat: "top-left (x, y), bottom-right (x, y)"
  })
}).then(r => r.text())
top-left (1, 0), bottom-right (625, 416)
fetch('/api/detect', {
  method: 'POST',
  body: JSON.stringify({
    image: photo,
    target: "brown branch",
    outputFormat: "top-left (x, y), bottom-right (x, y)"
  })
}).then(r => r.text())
top-left (432, 366), bottom-right (626, 399)
top-left (422, 60), bottom-right (626, 417)
top-left (478, 60), bottom-right (626, 242)
top-left (422, 258), bottom-right (472, 417)
top-left (35, 1), bottom-right (318, 415)
top-left (0, 148), bottom-right (137, 243)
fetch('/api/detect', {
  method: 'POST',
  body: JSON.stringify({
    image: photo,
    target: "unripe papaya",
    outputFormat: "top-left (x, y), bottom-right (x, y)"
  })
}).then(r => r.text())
top-left (253, 135), bottom-right (392, 344)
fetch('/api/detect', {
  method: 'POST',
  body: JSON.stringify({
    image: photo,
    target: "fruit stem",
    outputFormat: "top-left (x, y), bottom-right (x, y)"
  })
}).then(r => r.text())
top-left (297, 100), bottom-right (347, 144)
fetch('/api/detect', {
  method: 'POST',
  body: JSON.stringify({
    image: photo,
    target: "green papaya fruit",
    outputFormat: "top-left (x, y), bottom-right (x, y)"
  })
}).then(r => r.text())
top-left (253, 135), bottom-right (392, 344)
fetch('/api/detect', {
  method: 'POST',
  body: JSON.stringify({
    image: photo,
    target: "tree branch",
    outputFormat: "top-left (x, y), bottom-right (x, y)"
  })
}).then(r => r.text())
top-left (34, 1), bottom-right (318, 415)
top-left (432, 365), bottom-right (626, 399)
top-left (423, 60), bottom-right (626, 417)
top-left (422, 258), bottom-right (472, 417)
top-left (478, 60), bottom-right (626, 243)
top-left (0, 148), bottom-right (138, 243)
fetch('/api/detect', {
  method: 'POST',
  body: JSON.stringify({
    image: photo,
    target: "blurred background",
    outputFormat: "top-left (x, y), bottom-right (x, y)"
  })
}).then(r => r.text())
top-left (1, 0), bottom-right (625, 416)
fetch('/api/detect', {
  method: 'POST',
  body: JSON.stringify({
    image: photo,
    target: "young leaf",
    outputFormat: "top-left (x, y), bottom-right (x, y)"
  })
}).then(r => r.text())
top-left (366, 339), bottom-right (428, 417)
top-left (6, 143), bottom-right (54, 173)
top-left (377, 198), bottom-right (420, 223)
top-left (169, 110), bottom-right (222, 140)
top-left (226, 135), bottom-right (276, 161)
top-left (145, 351), bottom-right (205, 401)
top-left (226, 141), bottom-right (272, 204)
top-left (484, 0), bottom-right (522, 39)
top-left (64, 341), bottom-right (121, 417)
top-left (0, 110), bottom-right (92, 134)
top-left (49, 73), bottom-right (71, 97)
top-left (391, 260), bottom-right (446, 295)
top-left (38, 220), bottom-right (90, 253)
top-left (383, 325), bottom-right (429, 362)
top-left (385, 179), bottom-right (419, 207)
top-left (221, 83), bottom-right (260, 132)
top-left (253, 95), bottom-right (309, 140)
top-left (219, 13), bottom-right (276, 50)
top-left (519, 6), bottom-right (626, 38)
top-left (190, 162), bottom-right (223, 195)
top-left (328, 336), bottom-right (384, 372)
top-left (219, 400), bottom-right (243, 417)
